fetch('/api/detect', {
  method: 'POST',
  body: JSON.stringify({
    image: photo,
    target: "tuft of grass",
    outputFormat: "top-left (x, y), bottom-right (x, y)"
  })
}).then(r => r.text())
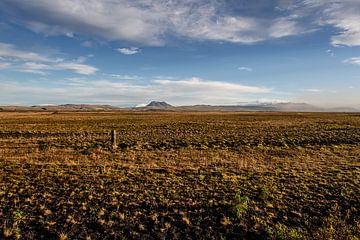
top-left (3, 221), bottom-right (13, 238)
top-left (256, 186), bottom-right (274, 201)
top-left (233, 191), bottom-right (250, 219)
top-left (59, 232), bottom-right (68, 240)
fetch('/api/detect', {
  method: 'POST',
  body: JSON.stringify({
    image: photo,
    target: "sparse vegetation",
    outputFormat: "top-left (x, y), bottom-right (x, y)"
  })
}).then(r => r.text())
top-left (0, 111), bottom-right (359, 239)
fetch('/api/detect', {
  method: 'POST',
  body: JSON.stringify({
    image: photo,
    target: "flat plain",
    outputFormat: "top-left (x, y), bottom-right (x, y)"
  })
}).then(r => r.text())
top-left (0, 111), bottom-right (359, 239)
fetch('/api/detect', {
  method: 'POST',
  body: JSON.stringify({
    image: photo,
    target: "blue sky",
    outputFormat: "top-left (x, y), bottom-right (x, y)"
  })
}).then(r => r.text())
top-left (0, 0), bottom-right (359, 107)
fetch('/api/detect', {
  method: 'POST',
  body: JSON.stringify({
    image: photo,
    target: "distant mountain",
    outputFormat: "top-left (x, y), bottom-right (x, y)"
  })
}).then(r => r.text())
top-left (0, 104), bottom-right (120, 111)
top-left (270, 103), bottom-right (323, 112)
top-left (146, 101), bottom-right (173, 108)
top-left (134, 101), bottom-right (359, 112)
top-left (132, 101), bottom-right (175, 111)
top-left (175, 104), bottom-right (276, 112)
top-left (54, 104), bottom-right (120, 111)
top-left (1, 101), bottom-right (359, 112)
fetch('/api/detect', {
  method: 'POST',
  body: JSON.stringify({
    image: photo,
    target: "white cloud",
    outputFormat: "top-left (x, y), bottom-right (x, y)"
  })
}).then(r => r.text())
top-left (1, 1), bottom-right (359, 55)
top-left (22, 62), bottom-right (50, 70)
top-left (19, 62), bottom-right (52, 75)
top-left (269, 17), bottom-right (305, 38)
top-left (344, 57), bottom-right (360, 66)
top-left (117, 47), bottom-right (140, 55)
top-left (0, 42), bottom-right (98, 75)
top-left (135, 103), bottom-right (147, 107)
top-left (54, 62), bottom-right (98, 75)
top-left (0, 42), bottom-right (50, 62)
top-left (0, 76), bottom-right (272, 106)
top-left (327, 13), bottom-right (360, 47)
top-left (238, 67), bottom-right (253, 72)
top-left (254, 99), bottom-right (290, 104)
top-left (3, 0), bottom-right (360, 46)
top-left (153, 77), bottom-right (270, 94)
top-left (0, 0), bottom-right (313, 45)
top-left (174, 15), bottom-right (265, 44)
top-left (109, 74), bottom-right (142, 80)
top-left (304, 88), bottom-right (322, 92)
top-left (304, 0), bottom-right (360, 46)
top-left (26, 21), bottom-right (75, 38)
top-left (16, 61), bottom-right (98, 75)
top-left (0, 0), bottom-right (165, 45)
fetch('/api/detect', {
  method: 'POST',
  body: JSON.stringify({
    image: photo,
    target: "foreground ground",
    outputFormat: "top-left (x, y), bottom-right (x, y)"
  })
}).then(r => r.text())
top-left (0, 111), bottom-right (359, 239)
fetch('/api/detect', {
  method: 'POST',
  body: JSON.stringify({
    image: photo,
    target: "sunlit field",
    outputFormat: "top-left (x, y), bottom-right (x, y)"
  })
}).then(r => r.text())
top-left (0, 111), bottom-right (359, 239)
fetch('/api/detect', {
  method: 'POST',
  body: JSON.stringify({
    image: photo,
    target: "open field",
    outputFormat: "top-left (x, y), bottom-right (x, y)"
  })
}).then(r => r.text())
top-left (0, 111), bottom-right (359, 239)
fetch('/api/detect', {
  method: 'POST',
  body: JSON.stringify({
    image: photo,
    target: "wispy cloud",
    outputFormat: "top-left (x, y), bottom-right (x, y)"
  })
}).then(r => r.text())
top-left (15, 61), bottom-right (98, 75)
top-left (0, 42), bottom-right (50, 62)
top-left (238, 66), bottom-right (253, 72)
top-left (327, 11), bottom-right (360, 47)
top-left (344, 57), bottom-right (360, 66)
top-left (304, 88), bottom-right (322, 93)
top-left (19, 62), bottom-right (52, 75)
top-left (0, 42), bottom-right (98, 75)
top-left (303, 0), bottom-right (360, 46)
top-left (0, 0), bottom-right (315, 45)
top-left (269, 17), bottom-right (306, 38)
top-left (153, 77), bottom-right (270, 94)
top-left (54, 62), bottom-right (98, 75)
top-left (117, 47), bottom-right (140, 55)
top-left (0, 76), bottom-right (272, 106)
top-left (109, 74), bottom-right (142, 80)
top-left (2, 0), bottom-right (360, 46)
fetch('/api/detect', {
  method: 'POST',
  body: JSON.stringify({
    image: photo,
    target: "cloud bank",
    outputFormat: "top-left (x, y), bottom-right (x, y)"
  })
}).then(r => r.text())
top-left (0, 42), bottom-right (98, 75)
top-left (0, 0), bottom-right (327, 45)
top-left (0, 77), bottom-right (272, 106)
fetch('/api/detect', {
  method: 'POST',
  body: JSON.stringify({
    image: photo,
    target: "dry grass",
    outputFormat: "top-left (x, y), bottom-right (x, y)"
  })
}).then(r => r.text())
top-left (0, 111), bottom-right (359, 239)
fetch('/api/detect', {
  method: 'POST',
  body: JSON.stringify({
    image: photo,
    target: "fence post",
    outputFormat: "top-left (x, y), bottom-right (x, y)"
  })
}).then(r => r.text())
top-left (111, 130), bottom-right (117, 149)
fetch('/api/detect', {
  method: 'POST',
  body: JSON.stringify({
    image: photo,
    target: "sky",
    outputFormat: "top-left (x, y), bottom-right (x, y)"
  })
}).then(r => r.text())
top-left (0, 0), bottom-right (359, 107)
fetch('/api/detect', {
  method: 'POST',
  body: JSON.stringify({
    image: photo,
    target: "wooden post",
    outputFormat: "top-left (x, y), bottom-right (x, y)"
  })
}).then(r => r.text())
top-left (111, 130), bottom-right (117, 149)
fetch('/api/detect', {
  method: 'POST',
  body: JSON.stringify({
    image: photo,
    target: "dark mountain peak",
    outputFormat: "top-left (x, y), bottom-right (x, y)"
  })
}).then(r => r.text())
top-left (146, 101), bottom-right (173, 108)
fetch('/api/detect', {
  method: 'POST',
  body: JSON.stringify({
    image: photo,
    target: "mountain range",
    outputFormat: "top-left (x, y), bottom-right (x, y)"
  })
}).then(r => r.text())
top-left (134, 101), bottom-right (359, 112)
top-left (0, 101), bottom-right (359, 112)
